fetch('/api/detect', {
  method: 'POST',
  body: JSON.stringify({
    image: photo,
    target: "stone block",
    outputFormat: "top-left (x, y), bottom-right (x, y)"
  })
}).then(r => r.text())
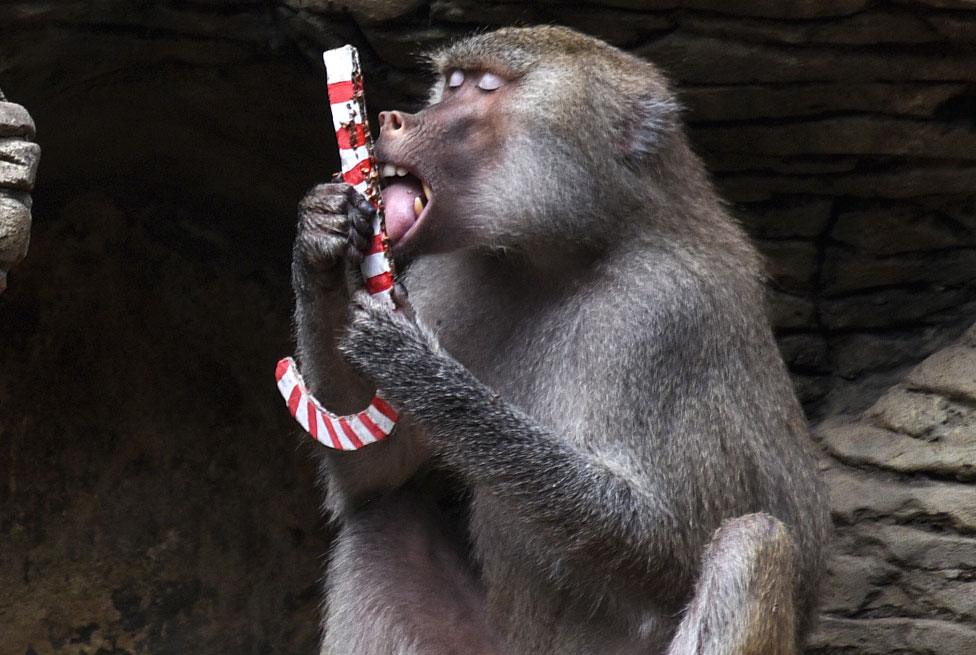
top-left (716, 165), bottom-right (976, 203)
top-left (825, 462), bottom-right (976, 531)
top-left (820, 287), bottom-right (974, 330)
top-left (868, 386), bottom-right (976, 446)
top-left (739, 197), bottom-right (832, 240)
top-left (678, 10), bottom-right (943, 46)
top-left (778, 334), bottom-right (829, 372)
top-left (809, 617), bottom-right (976, 655)
top-left (821, 247), bottom-right (976, 296)
top-left (831, 202), bottom-right (974, 257)
top-left (819, 553), bottom-right (899, 614)
top-left (906, 344), bottom-right (976, 402)
top-left (766, 288), bottom-right (817, 330)
top-left (758, 239), bottom-right (819, 293)
top-left (431, 0), bottom-right (541, 24)
top-left (638, 34), bottom-right (976, 85)
top-left (294, 0), bottom-right (425, 24)
top-left (0, 101), bottom-right (35, 138)
top-left (790, 372), bottom-right (831, 405)
top-left (693, 117), bottom-right (976, 160)
top-left (0, 192), bottom-right (31, 292)
top-left (680, 83), bottom-right (967, 122)
top-left (873, 524), bottom-right (976, 572)
top-left (828, 332), bottom-right (934, 379)
top-left (0, 138), bottom-right (40, 190)
top-left (820, 421), bottom-right (976, 480)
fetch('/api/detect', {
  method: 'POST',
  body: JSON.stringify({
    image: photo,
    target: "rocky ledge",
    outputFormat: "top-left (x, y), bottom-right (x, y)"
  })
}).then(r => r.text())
top-left (811, 322), bottom-right (976, 654)
top-left (0, 92), bottom-right (38, 292)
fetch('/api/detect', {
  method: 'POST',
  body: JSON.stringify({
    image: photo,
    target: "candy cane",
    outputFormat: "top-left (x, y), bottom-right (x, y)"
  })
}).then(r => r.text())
top-left (275, 45), bottom-right (399, 450)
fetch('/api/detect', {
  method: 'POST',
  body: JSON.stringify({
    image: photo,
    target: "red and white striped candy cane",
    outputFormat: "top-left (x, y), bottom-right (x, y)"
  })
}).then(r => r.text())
top-left (275, 45), bottom-right (399, 450)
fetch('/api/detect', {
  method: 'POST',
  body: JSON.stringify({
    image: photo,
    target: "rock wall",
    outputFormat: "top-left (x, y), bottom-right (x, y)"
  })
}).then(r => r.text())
top-left (0, 92), bottom-right (38, 292)
top-left (812, 323), bottom-right (976, 654)
top-left (0, 1), bottom-right (974, 654)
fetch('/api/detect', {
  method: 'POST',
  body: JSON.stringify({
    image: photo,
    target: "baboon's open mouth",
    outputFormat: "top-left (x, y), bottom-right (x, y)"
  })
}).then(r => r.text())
top-left (378, 163), bottom-right (432, 244)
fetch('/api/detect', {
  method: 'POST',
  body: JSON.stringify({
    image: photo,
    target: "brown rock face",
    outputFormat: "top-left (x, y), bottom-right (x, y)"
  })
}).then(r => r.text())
top-left (0, 1), bottom-right (974, 653)
top-left (813, 324), bottom-right (976, 654)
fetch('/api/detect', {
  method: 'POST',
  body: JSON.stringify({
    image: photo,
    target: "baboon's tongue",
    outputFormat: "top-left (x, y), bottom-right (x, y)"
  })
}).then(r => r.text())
top-left (382, 177), bottom-right (423, 243)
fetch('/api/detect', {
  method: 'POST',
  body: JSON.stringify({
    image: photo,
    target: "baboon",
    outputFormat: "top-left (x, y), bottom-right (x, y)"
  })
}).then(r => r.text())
top-left (291, 26), bottom-right (829, 655)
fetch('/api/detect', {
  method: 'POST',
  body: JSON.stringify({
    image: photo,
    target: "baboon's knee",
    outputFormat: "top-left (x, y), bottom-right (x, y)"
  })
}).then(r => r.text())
top-left (713, 512), bottom-right (798, 581)
top-left (668, 513), bottom-right (800, 655)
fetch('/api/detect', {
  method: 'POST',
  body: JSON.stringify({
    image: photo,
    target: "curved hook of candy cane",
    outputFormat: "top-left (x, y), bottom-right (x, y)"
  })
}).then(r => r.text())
top-left (276, 357), bottom-right (398, 450)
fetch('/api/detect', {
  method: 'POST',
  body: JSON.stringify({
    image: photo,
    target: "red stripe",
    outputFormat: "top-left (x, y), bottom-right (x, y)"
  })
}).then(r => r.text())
top-left (357, 411), bottom-right (386, 440)
top-left (287, 385), bottom-right (302, 417)
top-left (371, 396), bottom-right (398, 422)
top-left (275, 358), bottom-right (290, 382)
top-left (336, 123), bottom-right (367, 149)
top-left (368, 234), bottom-right (385, 255)
top-left (365, 272), bottom-right (394, 295)
top-left (327, 80), bottom-right (355, 104)
top-left (338, 417), bottom-right (365, 449)
top-left (306, 400), bottom-right (319, 440)
top-left (341, 158), bottom-right (372, 186)
top-left (323, 416), bottom-right (343, 450)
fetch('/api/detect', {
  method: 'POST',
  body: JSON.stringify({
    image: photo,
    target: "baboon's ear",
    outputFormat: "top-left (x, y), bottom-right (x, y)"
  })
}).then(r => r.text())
top-left (623, 94), bottom-right (681, 164)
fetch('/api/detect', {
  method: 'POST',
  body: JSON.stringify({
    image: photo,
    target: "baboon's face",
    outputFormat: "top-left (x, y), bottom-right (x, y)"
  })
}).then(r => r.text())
top-left (375, 66), bottom-right (518, 258)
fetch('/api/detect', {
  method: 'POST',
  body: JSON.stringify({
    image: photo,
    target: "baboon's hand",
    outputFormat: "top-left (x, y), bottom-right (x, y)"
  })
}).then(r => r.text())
top-left (293, 182), bottom-right (373, 293)
top-left (337, 290), bottom-right (440, 405)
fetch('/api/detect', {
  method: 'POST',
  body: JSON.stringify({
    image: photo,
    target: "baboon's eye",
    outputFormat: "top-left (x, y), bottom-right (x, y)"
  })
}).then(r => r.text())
top-left (477, 72), bottom-right (504, 91)
top-left (448, 70), bottom-right (465, 88)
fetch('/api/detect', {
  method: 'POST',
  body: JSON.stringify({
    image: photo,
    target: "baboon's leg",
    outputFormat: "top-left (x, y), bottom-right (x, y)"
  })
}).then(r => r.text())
top-left (667, 512), bottom-right (800, 655)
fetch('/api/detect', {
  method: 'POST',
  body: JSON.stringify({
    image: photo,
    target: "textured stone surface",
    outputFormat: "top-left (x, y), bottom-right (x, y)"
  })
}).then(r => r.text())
top-left (296, 0), bottom-right (426, 24)
top-left (0, 193), bottom-right (31, 268)
top-left (695, 117), bottom-right (976, 160)
top-left (810, 617), bottom-right (976, 655)
top-left (813, 326), bottom-right (976, 653)
top-left (821, 422), bottom-right (976, 479)
top-left (0, 137), bottom-right (40, 189)
top-left (0, 100), bottom-right (35, 138)
top-left (0, 97), bottom-right (37, 292)
top-left (639, 33), bottom-right (976, 84)
top-left (906, 342), bottom-right (976, 400)
top-left (681, 83), bottom-right (971, 122)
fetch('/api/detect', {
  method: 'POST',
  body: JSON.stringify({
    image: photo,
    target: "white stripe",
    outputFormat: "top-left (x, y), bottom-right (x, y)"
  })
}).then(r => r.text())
top-left (371, 214), bottom-right (383, 234)
top-left (312, 411), bottom-right (329, 447)
top-left (366, 402), bottom-right (396, 434)
top-left (294, 393), bottom-right (310, 431)
top-left (323, 46), bottom-right (356, 83)
top-left (349, 416), bottom-right (378, 445)
top-left (332, 417), bottom-right (357, 450)
top-left (277, 364), bottom-right (301, 406)
top-left (338, 144), bottom-right (371, 170)
top-left (360, 252), bottom-right (390, 279)
top-left (276, 372), bottom-right (295, 400)
top-left (329, 103), bottom-right (362, 132)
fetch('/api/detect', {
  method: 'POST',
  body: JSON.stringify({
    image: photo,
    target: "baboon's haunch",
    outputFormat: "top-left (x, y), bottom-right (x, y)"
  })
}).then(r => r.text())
top-left (292, 25), bottom-right (829, 655)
